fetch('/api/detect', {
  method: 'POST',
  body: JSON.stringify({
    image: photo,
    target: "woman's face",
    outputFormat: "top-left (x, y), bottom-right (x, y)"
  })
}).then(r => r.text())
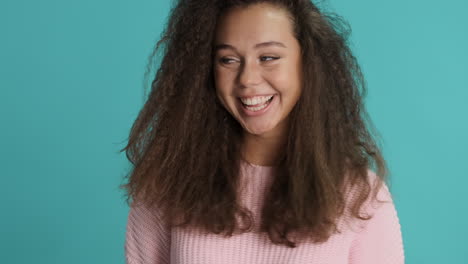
top-left (213, 3), bottom-right (303, 137)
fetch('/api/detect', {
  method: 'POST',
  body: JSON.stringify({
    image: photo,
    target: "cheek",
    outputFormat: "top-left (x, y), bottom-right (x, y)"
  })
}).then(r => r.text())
top-left (214, 70), bottom-right (236, 96)
top-left (277, 64), bottom-right (302, 94)
top-left (213, 81), bottom-right (230, 109)
top-left (214, 81), bottom-right (229, 99)
top-left (266, 70), bottom-right (291, 93)
top-left (214, 86), bottom-right (227, 106)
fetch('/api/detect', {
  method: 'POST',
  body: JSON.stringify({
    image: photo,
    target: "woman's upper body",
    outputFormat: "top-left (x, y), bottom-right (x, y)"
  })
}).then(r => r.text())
top-left (125, 159), bottom-right (404, 264)
top-left (121, 0), bottom-right (404, 263)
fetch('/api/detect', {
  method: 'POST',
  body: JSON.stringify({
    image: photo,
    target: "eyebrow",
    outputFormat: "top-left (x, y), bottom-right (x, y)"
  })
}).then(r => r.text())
top-left (214, 41), bottom-right (287, 52)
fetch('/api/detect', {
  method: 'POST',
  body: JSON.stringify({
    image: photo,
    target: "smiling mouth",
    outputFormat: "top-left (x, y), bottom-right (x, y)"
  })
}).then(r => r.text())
top-left (238, 95), bottom-right (275, 107)
top-left (238, 94), bottom-right (275, 112)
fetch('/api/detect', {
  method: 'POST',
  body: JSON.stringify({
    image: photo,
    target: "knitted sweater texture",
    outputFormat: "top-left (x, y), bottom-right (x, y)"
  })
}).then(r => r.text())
top-left (125, 160), bottom-right (405, 264)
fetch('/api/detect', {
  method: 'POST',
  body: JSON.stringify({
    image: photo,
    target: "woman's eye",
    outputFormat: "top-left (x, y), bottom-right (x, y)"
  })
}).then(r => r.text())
top-left (219, 58), bottom-right (237, 64)
top-left (260, 56), bottom-right (280, 62)
top-left (218, 56), bottom-right (280, 65)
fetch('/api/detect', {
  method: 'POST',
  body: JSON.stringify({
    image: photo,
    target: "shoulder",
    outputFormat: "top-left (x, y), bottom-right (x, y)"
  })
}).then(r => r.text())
top-left (346, 169), bottom-right (405, 263)
top-left (340, 168), bottom-right (396, 231)
top-left (342, 168), bottom-right (402, 241)
top-left (345, 168), bottom-right (393, 208)
top-left (125, 201), bottom-right (171, 263)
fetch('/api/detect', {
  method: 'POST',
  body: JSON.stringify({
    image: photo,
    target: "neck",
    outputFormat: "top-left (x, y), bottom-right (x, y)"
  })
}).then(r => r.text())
top-left (240, 121), bottom-right (288, 167)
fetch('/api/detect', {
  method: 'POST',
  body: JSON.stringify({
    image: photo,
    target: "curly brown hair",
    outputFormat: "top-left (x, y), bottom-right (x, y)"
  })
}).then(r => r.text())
top-left (119, 0), bottom-right (389, 248)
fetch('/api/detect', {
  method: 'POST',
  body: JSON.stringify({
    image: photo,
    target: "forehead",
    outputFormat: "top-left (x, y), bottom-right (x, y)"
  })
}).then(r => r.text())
top-left (214, 3), bottom-right (295, 47)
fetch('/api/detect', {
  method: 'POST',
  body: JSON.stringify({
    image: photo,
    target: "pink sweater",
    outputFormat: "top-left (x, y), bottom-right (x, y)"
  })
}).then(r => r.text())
top-left (125, 160), bottom-right (405, 264)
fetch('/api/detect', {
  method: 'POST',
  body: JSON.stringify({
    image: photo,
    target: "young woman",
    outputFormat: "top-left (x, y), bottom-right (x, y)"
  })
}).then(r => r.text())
top-left (121, 0), bottom-right (405, 263)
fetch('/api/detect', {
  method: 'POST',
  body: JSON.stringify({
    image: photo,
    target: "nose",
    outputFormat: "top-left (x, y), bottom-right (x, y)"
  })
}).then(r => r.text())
top-left (238, 58), bottom-right (262, 88)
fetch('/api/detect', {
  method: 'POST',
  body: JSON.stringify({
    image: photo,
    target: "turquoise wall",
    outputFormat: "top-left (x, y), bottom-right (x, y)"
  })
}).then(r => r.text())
top-left (1, 0), bottom-right (466, 263)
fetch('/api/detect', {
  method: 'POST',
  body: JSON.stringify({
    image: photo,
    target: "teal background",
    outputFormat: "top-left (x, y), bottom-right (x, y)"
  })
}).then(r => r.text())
top-left (1, 0), bottom-right (466, 263)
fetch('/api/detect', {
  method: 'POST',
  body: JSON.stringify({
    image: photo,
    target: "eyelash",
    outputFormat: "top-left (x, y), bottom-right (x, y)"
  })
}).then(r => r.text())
top-left (219, 56), bottom-right (280, 64)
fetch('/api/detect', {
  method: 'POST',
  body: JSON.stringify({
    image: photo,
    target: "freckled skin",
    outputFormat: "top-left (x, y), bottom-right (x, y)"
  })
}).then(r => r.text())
top-left (213, 3), bottom-right (303, 166)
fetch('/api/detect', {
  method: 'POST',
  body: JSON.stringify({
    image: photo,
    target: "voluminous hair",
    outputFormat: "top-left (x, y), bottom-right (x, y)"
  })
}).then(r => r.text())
top-left (119, 0), bottom-right (390, 248)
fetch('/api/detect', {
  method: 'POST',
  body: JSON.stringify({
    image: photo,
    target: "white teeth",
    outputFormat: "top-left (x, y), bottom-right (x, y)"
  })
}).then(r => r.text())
top-left (240, 95), bottom-right (274, 106)
top-left (244, 100), bottom-right (271, 112)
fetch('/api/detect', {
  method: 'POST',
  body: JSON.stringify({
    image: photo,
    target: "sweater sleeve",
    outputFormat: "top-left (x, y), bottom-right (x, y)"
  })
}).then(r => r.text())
top-left (348, 181), bottom-right (405, 264)
top-left (124, 201), bottom-right (171, 264)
